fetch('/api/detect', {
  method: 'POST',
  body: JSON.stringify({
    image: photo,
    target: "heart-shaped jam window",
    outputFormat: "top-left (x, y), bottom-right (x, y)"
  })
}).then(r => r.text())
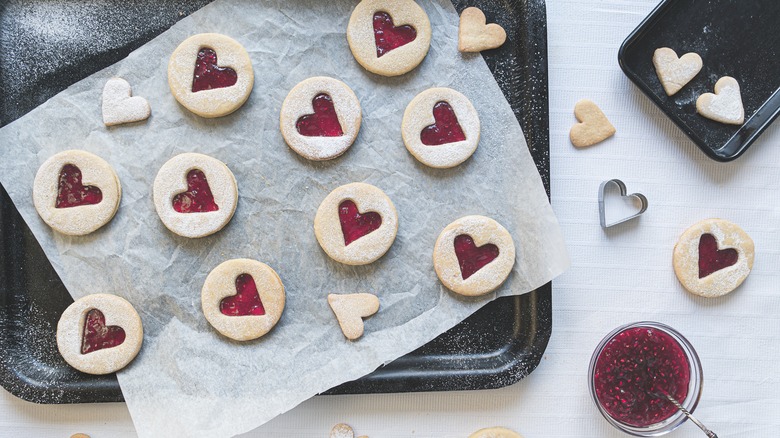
top-left (220, 273), bottom-right (266, 316)
top-left (192, 48), bottom-right (238, 93)
top-left (56, 164), bottom-right (103, 208)
top-left (420, 101), bottom-right (467, 146)
top-left (373, 11), bottom-right (417, 58)
top-left (698, 233), bottom-right (738, 278)
top-left (81, 308), bottom-right (126, 354)
top-left (454, 234), bottom-right (499, 280)
top-left (296, 93), bottom-right (344, 137)
top-left (172, 169), bottom-right (219, 213)
top-left (338, 200), bottom-right (382, 246)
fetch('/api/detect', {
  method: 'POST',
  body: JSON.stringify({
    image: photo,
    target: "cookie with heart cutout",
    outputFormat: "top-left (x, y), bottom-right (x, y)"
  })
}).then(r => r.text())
top-left (433, 215), bottom-right (516, 297)
top-left (402, 87), bottom-right (481, 168)
top-left (102, 78), bottom-right (151, 126)
top-left (673, 218), bottom-right (754, 298)
top-left (458, 7), bottom-right (507, 52)
top-left (570, 99), bottom-right (615, 148)
top-left (280, 77), bottom-right (362, 161)
top-left (468, 427), bottom-right (524, 438)
top-left (152, 153), bottom-right (238, 238)
top-left (652, 47), bottom-right (702, 96)
top-left (314, 183), bottom-right (398, 266)
top-left (201, 259), bottom-right (286, 341)
top-left (346, 0), bottom-right (432, 77)
top-left (328, 293), bottom-right (380, 341)
top-left (33, 150), bottom-right (122, 236)
top-left (168, 33), bottom-right (254, 118)
top-left (696, 76), bottom-right (745, 125)
top-left (57, 293), bottom-right (143, 375)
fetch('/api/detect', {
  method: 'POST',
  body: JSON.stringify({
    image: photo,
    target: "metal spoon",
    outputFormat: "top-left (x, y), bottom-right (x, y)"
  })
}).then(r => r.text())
top-left (663, 393), bottom-right (718, 438)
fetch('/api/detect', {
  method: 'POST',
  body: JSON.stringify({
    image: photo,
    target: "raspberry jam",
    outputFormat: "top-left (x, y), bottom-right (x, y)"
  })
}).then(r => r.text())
top-left (81, 309), bottom-right (126, 354)
top-left (698, 233), bottom-right (738, 278)
top-left (420, 102), bottom-right (467, 146)
top-left (220, 274), bottom-right (266, 317)
top-left (192, 48), bottom-right (238, 93)
top-left (373, 11), bottom-right (417, 57)
top-left (593, 326), bottom-right (691, 428)
top-left (172, 169), bottom-right (219, 213)
top-left (296, 94), bottom-right (344, 137)
top-left (56, 164), bottom-right (103, 208)
top-left (338, 200), bottom-right (382, 246)
top-left (454, 234), bottom-right (499, 280)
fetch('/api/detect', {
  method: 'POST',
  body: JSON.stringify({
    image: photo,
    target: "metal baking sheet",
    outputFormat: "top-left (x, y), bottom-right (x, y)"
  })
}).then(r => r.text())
top-left (0, 0), bottom-right (552, 403)
top-left (619, 0), bottom-right (780, 161)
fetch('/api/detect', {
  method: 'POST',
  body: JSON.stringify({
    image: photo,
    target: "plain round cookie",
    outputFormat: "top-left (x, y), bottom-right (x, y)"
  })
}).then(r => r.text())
top-left (280, 76), bottom-right (362, 161)
top-left (673, 218), bottom-right (754, 298)
top-left (152, 153), bottom-right (238, 238)
top-left (402, 87), bottom-right (481, 168)
top-left (201, 259), bottom-right (286, 341)
top-left (57, 293), bottom-right (143, 375)
top-left (433, 215), bottom-right (516, 297)
top-left (346, 0), bottom-right (432, 77)
top-left (314, 183), bottom-right (398, 266)
top-left (168, 33), bottom-right (254, 118)
top-left (33, 150), bottom-right (122, 236)
top-left (468, 427), bottom-right (524, 438)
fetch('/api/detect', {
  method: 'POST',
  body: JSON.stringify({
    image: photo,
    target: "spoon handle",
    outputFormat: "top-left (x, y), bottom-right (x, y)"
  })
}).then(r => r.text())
top-left (664, 394), bottom-right (718, 438)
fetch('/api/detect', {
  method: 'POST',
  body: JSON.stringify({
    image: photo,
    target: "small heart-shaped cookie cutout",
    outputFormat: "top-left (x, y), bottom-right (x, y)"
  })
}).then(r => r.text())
top-left (102, 78), bottom-right (151, 126)
top-left (696, 76), bottom-right (745, 125)
top-left (328, 293), bottom-right (379, 341)
top-left (458, 7), bottom-right (506, 52)
top-left (653, 47), bottom-right (702, 96)
top-left (570, 99), bottom-right (616, 148)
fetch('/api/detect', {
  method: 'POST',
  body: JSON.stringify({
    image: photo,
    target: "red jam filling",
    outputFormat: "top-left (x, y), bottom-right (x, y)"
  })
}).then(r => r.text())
top-left (192, 47), bottom-right (238, 93)
top-left (338, 200), bottom-right (382, 246)
top-left (295, 93), bottom-right (344, 137)
top-left (172, 169), bottom-right (219, 213)
top-left (220, 273), bottom-right (266, 317)
top-left (698, 233), bottom-right (738, 278)
top-left (420, 102), bottom-right (467, 146)
top-left (81, 308), bottom-right (126, 354)
top-left (56, 164), bottom-right (103, 208)
top-left (594, 327), bottom-right (690, 428)
top-left (454, 234), bottom-right (499, 280)
top-left (373, 11), bottom-right (417, 57)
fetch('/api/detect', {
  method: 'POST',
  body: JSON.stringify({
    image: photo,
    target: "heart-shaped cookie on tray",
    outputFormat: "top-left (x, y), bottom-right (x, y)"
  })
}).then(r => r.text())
top-left (696, 76), bottom-right (745, 125)
top-left (328, 293), bottom-right (380, 341)
top-left (652, 47), bottom-right (702, 96)
top-left (102, 78), bottom-right (151, 126)
top-left (458, 7), bottom-right (506, 52)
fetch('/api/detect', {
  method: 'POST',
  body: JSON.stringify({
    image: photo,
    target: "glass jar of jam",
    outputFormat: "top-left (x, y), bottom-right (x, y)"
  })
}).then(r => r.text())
top-left (588, 322), bottom-right (703, 436)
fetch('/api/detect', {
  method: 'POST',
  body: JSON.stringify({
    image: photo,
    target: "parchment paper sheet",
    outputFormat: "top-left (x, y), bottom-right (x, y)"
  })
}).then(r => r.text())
top-left (0, 0), bottom-right (569, 436)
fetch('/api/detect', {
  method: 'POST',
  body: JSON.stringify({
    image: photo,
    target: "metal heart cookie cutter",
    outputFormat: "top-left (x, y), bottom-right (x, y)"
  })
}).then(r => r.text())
top-left (598, 179), bottom-right (648, 228)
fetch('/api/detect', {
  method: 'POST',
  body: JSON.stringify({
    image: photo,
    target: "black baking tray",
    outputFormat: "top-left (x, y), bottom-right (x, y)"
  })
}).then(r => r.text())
top-left (0, 0), bottom-right (552, 403)
top-left (618, 0), bottom-right (780, 162)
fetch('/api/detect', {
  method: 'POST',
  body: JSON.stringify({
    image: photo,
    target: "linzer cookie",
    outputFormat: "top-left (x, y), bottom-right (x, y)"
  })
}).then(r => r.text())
top-left (280, 77), bottom-right (362, 161)
top-left (433, 215), bottom-right (516, 297)
top-left (468, 427), bottom-right (524, 438)
top-left (402, 87), bottom-right (481, 168)
top-left (152, 153), bottom-right (238, 238)
top-left (314, 183), bottom-right (398, 266)
top-left (201, 259), bottom-right (286, 341)
top-left (673, 218), bottom-right (754, 297)
top-left (56, 294), bottom-right (143, 375)
top-left (33, 150), bottom-right (122, 236)
top-left (346, 0), bottom-right (432, 77)
top-left (168, 33), bottom-right (254, 118)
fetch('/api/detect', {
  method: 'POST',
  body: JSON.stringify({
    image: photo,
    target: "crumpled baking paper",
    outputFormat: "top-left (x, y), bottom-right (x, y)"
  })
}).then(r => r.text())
top-left (0, 0), bottom-right (569, 436)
